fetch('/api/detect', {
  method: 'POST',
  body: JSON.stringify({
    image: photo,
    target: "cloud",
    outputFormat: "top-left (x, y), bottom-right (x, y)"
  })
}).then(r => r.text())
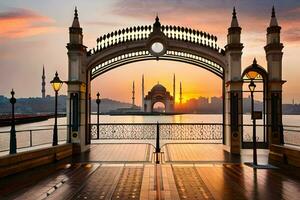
top-left (85, 20), bottom-right (123, 27)
top-left (111, 0), bottom-right (300, 44)
top-left (0, 8), bottom-right (56, 39)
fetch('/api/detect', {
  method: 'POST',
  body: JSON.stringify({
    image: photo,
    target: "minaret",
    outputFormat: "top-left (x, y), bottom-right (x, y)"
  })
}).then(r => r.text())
top-left (132, 81), bottom-right (135, 107)
top-left (141, 75), bottom-right (144, 111)
top-left (41, 65), bottom-right (46, 98)
top-left (173, 74), bottom-right (176, 102)
top-left (179, 81), bottom-right (182, 104)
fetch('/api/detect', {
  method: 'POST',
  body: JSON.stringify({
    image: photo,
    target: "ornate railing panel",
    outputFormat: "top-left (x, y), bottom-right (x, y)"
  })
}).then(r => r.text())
top-left (90, 123), bottom-right (156, 139)
top-left (159, 124), bottom-right (222, 140)
top-left (88, 25), bottom-right (223, 56)
top-left (90, 123), bottom-right (223, 141)
top-left (161, 25), bottom-right (220, 52)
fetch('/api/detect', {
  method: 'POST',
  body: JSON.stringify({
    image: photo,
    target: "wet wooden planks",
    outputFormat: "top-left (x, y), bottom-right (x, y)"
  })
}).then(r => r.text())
top-left (164, 144), bottom-right (229, 162)
top-left (172, 165), bottom-right (214, 200)
top-left (81, 144), bottom-right (152, 162)
top-left (171, 164), bottom-right (300, 200)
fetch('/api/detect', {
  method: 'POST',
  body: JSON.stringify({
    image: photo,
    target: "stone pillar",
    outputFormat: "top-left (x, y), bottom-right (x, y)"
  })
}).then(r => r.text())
top-left (265, 7), bottom-right (284, 145)
top-left (66, 8), bottom-right (89, 153)
top-left (224, 8), bottom-right (244, 154)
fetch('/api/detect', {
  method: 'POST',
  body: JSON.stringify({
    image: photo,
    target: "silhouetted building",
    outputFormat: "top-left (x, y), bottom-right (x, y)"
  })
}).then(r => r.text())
top-left (41, 65), bottom-right (46, 98)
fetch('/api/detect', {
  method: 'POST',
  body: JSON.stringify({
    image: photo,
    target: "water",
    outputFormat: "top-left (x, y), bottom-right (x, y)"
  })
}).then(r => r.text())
top-left (0, 114), bottom-right (299, 132)
top-left (0, 114), bottom-right (299, 153)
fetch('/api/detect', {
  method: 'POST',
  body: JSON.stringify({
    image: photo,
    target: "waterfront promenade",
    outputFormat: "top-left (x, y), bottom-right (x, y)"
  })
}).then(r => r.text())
top-left (0, 143), bottom-right (299, 200)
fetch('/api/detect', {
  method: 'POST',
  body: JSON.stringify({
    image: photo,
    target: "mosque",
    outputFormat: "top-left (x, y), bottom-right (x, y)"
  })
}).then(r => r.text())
top-left (130, 74), bottom-right (182, 113)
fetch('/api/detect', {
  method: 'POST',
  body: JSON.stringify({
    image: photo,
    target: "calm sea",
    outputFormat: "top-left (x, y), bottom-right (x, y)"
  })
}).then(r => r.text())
top-left (0, 114), bottom-right (300, 131)
top-left (0, 114), bottom-right (299, 154)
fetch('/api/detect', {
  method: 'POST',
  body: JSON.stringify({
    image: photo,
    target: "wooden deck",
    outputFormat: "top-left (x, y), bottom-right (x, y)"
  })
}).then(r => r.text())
top-left (0, 144), bottom-right (299, 200)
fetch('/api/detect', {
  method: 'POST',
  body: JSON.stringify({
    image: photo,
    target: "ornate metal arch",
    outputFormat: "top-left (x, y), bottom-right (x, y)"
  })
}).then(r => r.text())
top-left (86, 18), bottom-right (226, 80)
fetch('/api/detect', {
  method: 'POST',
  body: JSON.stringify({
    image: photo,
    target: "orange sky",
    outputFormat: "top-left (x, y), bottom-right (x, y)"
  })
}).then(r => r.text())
top-left (0, 0), bottom-right (299, 105)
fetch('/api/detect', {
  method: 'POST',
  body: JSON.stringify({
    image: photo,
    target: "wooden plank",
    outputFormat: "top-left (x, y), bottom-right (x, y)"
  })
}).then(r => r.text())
top-left (161, 164), bottom-right (180, 200)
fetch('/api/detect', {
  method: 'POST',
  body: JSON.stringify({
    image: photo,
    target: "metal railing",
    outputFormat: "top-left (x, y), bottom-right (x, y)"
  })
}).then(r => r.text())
top-left (283, 125), bottom-right (300, 147)
top-left (90, 123), bottom-right (223, 141)
top-left (88, 24), bottom-right (222, 56)
top-left (242, 124), bottom-right (266, 143)
top-left (0, 125), bottom-right (68, 153)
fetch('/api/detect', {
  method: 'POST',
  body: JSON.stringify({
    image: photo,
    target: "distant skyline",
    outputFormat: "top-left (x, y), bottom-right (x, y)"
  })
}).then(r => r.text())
top-left (0, 0), bottom-right (299, 105)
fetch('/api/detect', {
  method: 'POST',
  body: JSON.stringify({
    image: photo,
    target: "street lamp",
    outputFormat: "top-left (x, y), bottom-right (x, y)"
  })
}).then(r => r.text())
top-left (248, 79), bottom-right (257, 166)
top-left (10, 89), bottom-right (17, 154)
top-left (50, 71), bottom-right (63, 146)
top-left (96, 92), bottom-right (101, 139)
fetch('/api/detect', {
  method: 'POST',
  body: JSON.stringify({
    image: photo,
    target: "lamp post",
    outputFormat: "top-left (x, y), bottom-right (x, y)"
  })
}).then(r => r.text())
top-left (50, 72), bottom-right (63, 146)
top-left (96, 92), bottom-right (101, 139)
top-left (249, 79), bottom-right (257, 166)
top-left (9, 89), bottom-right (17, 154)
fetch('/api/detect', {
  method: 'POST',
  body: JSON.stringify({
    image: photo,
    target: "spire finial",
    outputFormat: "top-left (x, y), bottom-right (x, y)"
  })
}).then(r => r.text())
top-left (153, 13), bottom-right (161, 30)
top-left (272, 5), bottom-right (275, 18)
top-left (230, 7), bottom-right (239, 27)
top-left (233, 7), bottom-right (236, 18)
top-left (74, 6), bottom-right (78, 19)
top-left (253, 58), bottom-right (257, 65)
top-left (269, 5), bottom-right (278, 27)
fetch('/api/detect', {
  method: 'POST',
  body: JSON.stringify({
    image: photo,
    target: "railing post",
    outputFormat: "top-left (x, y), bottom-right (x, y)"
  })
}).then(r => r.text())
top-left (156, 122), bottom-right (160, 164)
top-left (30, 130), bottom-right (33, 147)
top-left (96, 92), bottom-right (101, 140)
top-left (9, 89), bottom-right (17, 154)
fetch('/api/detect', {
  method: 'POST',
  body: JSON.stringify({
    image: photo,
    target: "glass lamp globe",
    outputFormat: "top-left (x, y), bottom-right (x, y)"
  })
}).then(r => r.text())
top-left (50, 72), bottom-right (63, 92)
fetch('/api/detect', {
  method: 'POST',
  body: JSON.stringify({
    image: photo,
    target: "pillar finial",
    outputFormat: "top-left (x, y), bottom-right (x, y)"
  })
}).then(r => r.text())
top-left (71, 6), bottom-right (80, 28)
top-left (74, 6), bottom-right (78, 19)
top-left (230, 7), bottom-right (239, 27)
top-left (272, 5), bottom-right (275, 18)
top-left (233, 7), bottom-right (236, 18)
top-left (269, 6), bottom-right (278, 27)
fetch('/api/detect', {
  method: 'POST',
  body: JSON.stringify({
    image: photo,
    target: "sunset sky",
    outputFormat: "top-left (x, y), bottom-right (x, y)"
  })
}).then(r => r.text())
top-left (0, 0), bottom-right (299, 105)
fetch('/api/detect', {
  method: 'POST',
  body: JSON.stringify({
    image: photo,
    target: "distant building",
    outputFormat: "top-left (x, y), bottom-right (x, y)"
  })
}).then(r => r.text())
top-left (41, 65), bottom-right (46, 98)
top-left (198, 97), bottom-right (209, 106)
top-left (211, 96), bottom-right (222, 107)
top-left (143, 83), bottom-right (175, 113)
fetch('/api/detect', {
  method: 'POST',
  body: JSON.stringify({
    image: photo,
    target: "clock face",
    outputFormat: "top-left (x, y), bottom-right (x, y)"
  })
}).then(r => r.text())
top-left (151, 42), bottom-right (164, 54)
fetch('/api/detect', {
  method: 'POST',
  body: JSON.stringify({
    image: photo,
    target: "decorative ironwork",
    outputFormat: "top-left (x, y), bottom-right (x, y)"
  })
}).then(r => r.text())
top-left (90, 124), bottom-right (156, 140)
top-left (159, 124), bottom-right (222, 140)
top-left (90, 123), bottom-right (222, 141)
top-left (161, 25), bottom-right (219, 51)
top-left (88, 25), bottom-right (222, 56)
top-left (91, 50), bottom-right (223, 79)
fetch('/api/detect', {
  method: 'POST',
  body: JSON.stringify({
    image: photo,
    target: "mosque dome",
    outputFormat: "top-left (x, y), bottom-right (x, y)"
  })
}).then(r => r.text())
top-left (151, 83), bottom-right (167, 93)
